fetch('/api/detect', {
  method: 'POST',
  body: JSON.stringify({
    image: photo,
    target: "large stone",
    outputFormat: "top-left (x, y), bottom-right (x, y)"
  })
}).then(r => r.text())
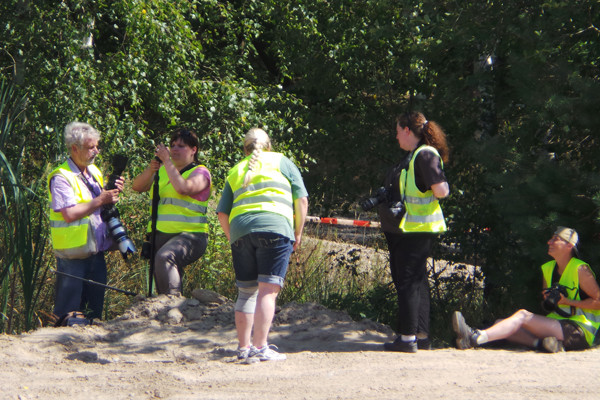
top-left (191, 289), bottom-right (228, 305)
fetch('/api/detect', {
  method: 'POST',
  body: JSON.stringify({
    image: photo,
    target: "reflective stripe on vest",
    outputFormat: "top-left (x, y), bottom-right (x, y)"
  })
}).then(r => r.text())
top-left (398, 145), bottom-right (447, 233)
top-left (226, 152), bottom-right (293, 226)
top-left (541, 258), bottom-right (600, 346)
top-left (47, 161), bottom-right (103, 255)
top-left (148, 165), bottom-right (209, 234)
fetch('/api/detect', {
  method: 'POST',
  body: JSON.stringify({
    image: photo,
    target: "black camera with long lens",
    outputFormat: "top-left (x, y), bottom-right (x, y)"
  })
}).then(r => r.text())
top-left (542, 284), bottom-right (570, 315)
top-left (101, 154), bottom-right (136, 259)
top-left (360, 186), bottom-right (405, 218)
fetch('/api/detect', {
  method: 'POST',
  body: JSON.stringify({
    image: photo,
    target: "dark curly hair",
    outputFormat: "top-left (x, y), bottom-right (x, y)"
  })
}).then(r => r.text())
top-left (397, 111), bottom-right (449, 163)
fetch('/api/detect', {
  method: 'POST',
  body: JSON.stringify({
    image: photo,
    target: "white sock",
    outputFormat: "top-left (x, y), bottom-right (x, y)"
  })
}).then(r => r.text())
top-left (476, 331), bottom-right (489, 345)
top-left (401, 335), bottom-right (416, 342)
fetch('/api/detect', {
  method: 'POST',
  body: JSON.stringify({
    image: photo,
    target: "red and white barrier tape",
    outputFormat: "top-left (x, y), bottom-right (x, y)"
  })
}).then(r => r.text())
top-left (306, 216), bottom-right (380, 228)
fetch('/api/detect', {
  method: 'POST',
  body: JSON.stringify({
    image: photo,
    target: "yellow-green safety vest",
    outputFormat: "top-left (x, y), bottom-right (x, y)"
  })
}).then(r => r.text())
top-left (541, 258), bottom-right (600, 346)
top-left (148, 165), bottom-right (210, 234)
top-left (47, 161), bottom-right (104, 258)
top-left (226, 152), bottom-right (293, 227)
top-left (398, 145), bottom-right (447, 233)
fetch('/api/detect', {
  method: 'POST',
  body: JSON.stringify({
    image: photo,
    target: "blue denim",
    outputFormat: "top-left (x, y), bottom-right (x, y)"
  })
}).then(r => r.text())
top-left (53, 252), bottom-right (107, 320)
top-left (231, 232), bottom-right (293, 288)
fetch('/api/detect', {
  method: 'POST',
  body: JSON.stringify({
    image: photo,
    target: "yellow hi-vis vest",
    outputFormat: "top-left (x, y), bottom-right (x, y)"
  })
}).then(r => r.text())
top-left (398, 145), bottom-right (447, 233)
top-left (47, 161), bottom-right (104, 258)
top-left (542, 258), bottom-right (600, 346)
top-left (226, 152), bottom-right (293, 227)
top-left (148, 165), bottom-right (209, 234)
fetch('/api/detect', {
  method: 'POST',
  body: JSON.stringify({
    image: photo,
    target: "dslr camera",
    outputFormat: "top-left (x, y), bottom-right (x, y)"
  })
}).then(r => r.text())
top-left (359, 186), bottom-right (405, 218)
top-left (541, 284), bottom-right (570, 315)
top-left (101, 154), bottom-right (136, 259)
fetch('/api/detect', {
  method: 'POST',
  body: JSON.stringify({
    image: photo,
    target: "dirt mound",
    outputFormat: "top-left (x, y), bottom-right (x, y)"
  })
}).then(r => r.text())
top-left (1, 292), bottom-right (599, 400)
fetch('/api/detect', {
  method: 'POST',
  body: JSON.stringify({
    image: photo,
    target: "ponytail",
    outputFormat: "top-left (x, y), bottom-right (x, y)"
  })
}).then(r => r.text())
top-left (241, 128), bottom-right (272, 188)
top-left (398, 112), bottom-right (449, 163)
top-left (243, 145), bottom-right (265, 188)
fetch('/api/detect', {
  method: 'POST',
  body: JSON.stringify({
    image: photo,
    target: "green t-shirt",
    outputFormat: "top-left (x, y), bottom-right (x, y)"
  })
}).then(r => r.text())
top-left (216, 153), bottom-right (308, 243)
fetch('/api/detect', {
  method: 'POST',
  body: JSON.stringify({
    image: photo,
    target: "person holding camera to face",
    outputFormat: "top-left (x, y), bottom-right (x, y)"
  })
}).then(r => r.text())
top-left (374, 111), bottom-right (450, 353)
top-left (132, 129), bottom-right (211, 295)
top-left (48, 122), bottom-right (125, 322)
top-left (453, 227), bottom-right (600, 352)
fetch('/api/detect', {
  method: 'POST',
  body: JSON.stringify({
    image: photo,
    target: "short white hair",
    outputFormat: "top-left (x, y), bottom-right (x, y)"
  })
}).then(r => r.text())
top-left (64, 122), bottom-right (100, 148)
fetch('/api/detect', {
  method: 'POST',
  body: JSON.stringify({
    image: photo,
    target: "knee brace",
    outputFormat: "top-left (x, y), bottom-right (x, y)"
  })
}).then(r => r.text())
top-left (235, 286), bottom-right (259, 313)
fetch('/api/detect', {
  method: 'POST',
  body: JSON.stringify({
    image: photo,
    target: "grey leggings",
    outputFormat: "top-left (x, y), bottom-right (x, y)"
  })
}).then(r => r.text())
top-left (153, 231), bottom-right (208, 295)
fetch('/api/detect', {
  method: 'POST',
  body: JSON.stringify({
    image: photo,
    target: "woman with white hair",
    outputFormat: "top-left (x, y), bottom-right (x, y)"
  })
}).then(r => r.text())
top-left (217, 128), bottom-right (308, 362)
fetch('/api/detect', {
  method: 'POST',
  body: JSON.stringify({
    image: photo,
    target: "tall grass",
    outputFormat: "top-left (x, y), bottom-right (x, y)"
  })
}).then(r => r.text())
top-left (280, 236), bottom-right (394, 322)
top-left (0, 77), bottom-right (52, 333)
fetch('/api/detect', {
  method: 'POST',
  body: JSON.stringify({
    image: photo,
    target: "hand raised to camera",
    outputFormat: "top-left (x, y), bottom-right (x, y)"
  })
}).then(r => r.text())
top-left (155, 144), bottom-right (171, 164)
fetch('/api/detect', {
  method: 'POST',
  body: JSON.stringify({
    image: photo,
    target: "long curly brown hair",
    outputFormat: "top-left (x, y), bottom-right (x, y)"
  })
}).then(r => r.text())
top-left (397, 111), bottom-right (449, 163)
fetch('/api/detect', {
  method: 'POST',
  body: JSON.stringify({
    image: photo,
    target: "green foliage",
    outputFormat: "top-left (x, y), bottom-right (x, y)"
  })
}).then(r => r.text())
top-left (183, 210), bottom-right (236, 299)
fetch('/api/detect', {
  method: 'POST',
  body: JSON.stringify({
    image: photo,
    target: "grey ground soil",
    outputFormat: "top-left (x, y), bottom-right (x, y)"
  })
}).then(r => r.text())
top-left (1, 293), bottom-right (599, 400)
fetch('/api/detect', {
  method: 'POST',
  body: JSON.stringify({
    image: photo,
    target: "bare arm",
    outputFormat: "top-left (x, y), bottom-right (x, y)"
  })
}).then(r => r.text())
top-left (559, 265), bottom-right (600, 310)
top-left (217, 212), bottom-right (231, 242)
top-left (164, 163), bottom-right (209, 196)
top-left (132, 159), bottom-right (161, 192)
top-left (293, 196), bottom-right (308, 251)
top-left (155, 144), bottom-right (209, 196)
top-left (431, 181), bottom-right (449, 199)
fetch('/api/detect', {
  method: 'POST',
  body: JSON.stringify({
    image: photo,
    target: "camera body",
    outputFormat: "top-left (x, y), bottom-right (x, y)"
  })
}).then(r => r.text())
top-left (360, 187), bottom-right (388, 211)
top-left (542, 284), bottom-right (569, 314)
top-left (360, 186), bottom-right (405, 218)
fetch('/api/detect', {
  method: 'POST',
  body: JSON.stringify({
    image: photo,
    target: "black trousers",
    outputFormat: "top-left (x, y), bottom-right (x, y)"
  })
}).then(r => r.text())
top-left (384, 232), bottom-right (434, 337)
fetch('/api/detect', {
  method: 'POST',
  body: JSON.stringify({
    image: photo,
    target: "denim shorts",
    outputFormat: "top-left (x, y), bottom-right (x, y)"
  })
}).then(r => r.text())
top-left (231, 232), bottom-right (293, 288)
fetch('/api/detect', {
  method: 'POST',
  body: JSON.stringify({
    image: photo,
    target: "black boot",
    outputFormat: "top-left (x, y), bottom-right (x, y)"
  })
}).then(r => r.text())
top-left (383, 337), bottom-right (418, 353)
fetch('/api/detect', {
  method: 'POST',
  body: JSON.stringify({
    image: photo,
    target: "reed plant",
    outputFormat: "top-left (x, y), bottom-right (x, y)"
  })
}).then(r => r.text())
top-left (0, 77), bottom-right (53, 333)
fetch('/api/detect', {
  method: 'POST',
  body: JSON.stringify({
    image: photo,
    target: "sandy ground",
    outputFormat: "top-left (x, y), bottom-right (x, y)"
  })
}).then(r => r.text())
top-left (2, 292), bottom-right (600, 400)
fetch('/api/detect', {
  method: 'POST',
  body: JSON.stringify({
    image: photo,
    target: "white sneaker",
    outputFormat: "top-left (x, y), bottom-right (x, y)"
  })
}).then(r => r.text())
top-left (237, 345), bottom-right (256, 360)
top-left (249, 344), bottom-right (287, 361)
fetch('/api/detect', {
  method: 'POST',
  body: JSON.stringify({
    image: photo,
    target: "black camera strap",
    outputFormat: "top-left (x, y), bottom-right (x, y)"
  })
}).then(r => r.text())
top-left (148, 168), bottom-right (160, 297)
top-left (179, 162), bottom-right (197, 175)
top-left (551, 266), bottom-right (561, 287)
top-left (550, 264), bottom-right (580, 298)
top-left (72, 159), bottom-right (101, 198)
top-left (547, 263), bottom-right (579, 317)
